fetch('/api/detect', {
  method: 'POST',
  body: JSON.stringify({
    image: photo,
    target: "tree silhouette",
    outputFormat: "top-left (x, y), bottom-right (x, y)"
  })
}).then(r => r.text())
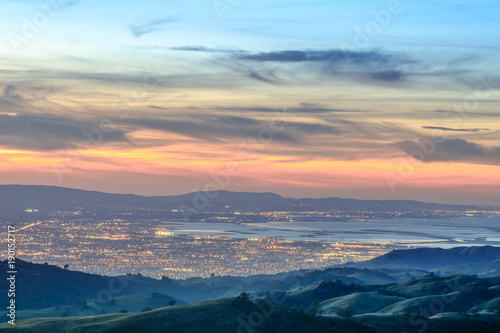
top-left (308, 302), bottom-right (320, 317)
top-left (335, 306), bottom-right (353, 320)
top-left (236, 292), bottom-right (251, 302)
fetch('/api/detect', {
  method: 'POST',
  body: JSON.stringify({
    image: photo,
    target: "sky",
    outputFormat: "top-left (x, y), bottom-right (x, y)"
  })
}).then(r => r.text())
top-left (0, 0), bottom-right (499, 205)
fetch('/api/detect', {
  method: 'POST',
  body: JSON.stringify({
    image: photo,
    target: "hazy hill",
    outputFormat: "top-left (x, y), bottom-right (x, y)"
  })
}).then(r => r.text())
top-left (435, 258), bottom-right (500, 277)
top-left (0, 259), bottom-right (427, 317)
top-left (0, 184), bottom-right (490, 213)
top-left (348, 246), bottom-right (500, 272)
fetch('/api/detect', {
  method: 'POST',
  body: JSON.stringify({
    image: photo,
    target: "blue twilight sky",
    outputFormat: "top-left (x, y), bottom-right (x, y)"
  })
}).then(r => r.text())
top-left (2, 1), bottom-right (500, 54)
top-left (0, 0), bottom-right (500, 204)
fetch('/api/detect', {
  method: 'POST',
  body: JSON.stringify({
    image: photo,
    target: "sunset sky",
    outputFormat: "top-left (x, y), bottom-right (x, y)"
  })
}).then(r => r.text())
top-left (1, 0), bottom-right (499, 204)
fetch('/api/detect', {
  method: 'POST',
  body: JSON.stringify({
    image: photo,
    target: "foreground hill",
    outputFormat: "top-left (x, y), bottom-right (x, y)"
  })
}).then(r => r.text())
top-left (320, 292), bottom-right (407, 315)
top-left (263, 274), bottom-right (500, 317)
top-left (0, 298), bottom-right (381, 333)
top-left (16, 293), bottom-right (182, 319)
top-left (316, 275), bottom-right (500, 318)
top-left (2, 293), bottom-right (500, 333)
top-left (357, 313), bottom-right (500, 333)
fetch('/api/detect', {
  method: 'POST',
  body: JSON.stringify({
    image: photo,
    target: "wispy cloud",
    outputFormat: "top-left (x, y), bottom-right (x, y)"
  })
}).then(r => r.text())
top-left (236, 50), bottom-right (391, 64)
top-left (170, 46), bottom-right (239, 53)
top-left (3, 85), bottom-right (22, 100)
top-left (130, 16), bottom-right (181, 37)
top-left (172, 46), bottom-right (414, 84)
top-left (396, 137), bottom-right (500, 164)
top-left (0, 114), bottom-right (129, 151)
top-left (204, 104), bottom-right (368, 114)
top-left (422, 126), bottom-right (490, 132)
top-left (241, 67), bottom-right (279, 84)
top-left (123, 115), bottom-right (302, 143)
top-left (59, 0), bottom-right (81, 9)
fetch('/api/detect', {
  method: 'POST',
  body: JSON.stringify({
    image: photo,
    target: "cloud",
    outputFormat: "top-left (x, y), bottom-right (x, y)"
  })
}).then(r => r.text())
top-left (216, 116), bottom-right (261, 126)
top-left (433, 110), bottom-right (500, 118)
top-left (123, 116), bottom-right (296, 143)
top-left (0, 68), bottom-right (258, 91)
top-left (395, 137), bottom-right (500, 164)
top-left (245, 68), bottom-right (278, 84)
top-left (3, 85), bottom-right (22, 100)
top-left (116, 112), bottom-right (419, 161)
top-left (149, 105), bottom-right (168, 110)
top-left (236, 50), bottom-right (389, 63)
top-left (235, 49), bottom-right (411, 84)
top-left (59, 0), bottom-right (80, 9)
top-left (130, 16), bottom-right (180, 37)
top-left (422, 126), bottom-right (490, 132)
top-left (170, 46), bottom-right (238, 53)
top-left (0, 114), bottom-right (129, 151)
top-left (170, 46), bottom-right (412, 84)
top-left (0, 85), bottom-right (25, 108)
top-left (200, 104), bottom-right (366, 114)
top-left (0, 69), bottom-right (160, 85)
top-left (369, 70), bottom-right (403, 82)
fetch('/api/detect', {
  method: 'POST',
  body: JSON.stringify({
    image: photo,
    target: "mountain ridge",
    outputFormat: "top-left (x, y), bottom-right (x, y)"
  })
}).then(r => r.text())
top-left (0, 185), bottom-right (494, 212)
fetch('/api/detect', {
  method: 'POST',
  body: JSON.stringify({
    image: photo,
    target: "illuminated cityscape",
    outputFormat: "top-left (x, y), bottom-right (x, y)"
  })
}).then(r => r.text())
top-left (11, 201), bottom-right (499, 279)
top-left (15, 218), bottom-right (397, 279)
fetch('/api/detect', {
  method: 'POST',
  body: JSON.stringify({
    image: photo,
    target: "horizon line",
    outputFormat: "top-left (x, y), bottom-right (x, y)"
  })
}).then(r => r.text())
top-left (0, 183), bottom-right (496, 207)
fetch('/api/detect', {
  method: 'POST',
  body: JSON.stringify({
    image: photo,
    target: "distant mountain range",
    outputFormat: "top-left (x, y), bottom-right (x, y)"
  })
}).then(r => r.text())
top-left (0, 185), bottom-right (495, 213)
top-left (1, 246), bottom-right (500, 332)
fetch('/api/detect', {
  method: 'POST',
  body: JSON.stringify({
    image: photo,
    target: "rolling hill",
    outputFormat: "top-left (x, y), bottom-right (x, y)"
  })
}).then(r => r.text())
top-left (347, 246), bottom-right (500, 273)
top-left (2, 246), bottom-right (500, 332)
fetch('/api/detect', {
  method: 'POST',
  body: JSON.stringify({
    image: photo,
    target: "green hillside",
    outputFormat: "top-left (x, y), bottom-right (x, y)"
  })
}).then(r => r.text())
top-left (16, 293), bottom-right (182, 320)
top-left (320, 292), bottom-right (406, 315)
top-left (0, 297), bottom-right (381, 333)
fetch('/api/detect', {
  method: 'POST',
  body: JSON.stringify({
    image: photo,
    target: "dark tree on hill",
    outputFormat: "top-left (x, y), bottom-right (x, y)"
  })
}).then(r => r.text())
top-left (308, 302), bottom-right (320, 317)
top-left (119, 309), bottom-right (128, 313)
top-left (142, 306), bottom-right (152, 312)
top-left (336, 306), bottom-right (353, 319)
top-left (168, 300), bottom-right (176, 306)
top-left (237, 292), bottom-right (251, 302)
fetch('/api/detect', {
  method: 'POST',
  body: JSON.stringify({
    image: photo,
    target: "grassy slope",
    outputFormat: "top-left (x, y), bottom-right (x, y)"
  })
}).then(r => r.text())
top-left (0, 298), bottom-right (382, 333)
top-left (358, 313), bottom-right (500, 333)
top-left (320, 292), bottom-right (407, 315)
top-left (16, 293), bottom-right (182, 320)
